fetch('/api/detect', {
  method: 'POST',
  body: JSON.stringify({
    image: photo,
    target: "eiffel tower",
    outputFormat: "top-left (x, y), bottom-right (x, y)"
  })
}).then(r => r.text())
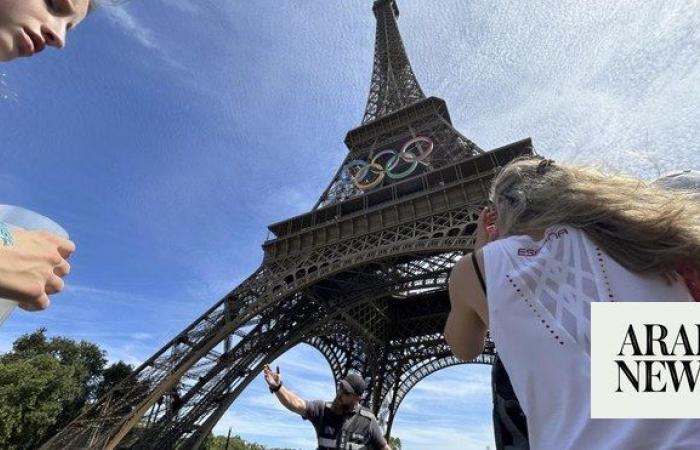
top-left (43, 1), bottom-right (532, 448)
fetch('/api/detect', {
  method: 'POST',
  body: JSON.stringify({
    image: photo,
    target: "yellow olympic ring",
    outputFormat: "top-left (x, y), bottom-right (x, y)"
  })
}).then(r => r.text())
top-left (343, 136), bottom-right (434, 191)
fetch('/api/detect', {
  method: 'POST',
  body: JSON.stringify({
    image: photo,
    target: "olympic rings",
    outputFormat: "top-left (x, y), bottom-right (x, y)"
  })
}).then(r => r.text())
top-left (400, 136), bottom-right (433, 162)
top-left (342, 136), bottom-right (434, 191)
top-left (385, 152), bottom-right (418, 179)
top-left (346, 160), bottom-right (384, 190)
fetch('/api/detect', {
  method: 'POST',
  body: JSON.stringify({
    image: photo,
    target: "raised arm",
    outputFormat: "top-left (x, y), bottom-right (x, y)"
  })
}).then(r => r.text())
top-left (262, 364), bottom-right (306, 415)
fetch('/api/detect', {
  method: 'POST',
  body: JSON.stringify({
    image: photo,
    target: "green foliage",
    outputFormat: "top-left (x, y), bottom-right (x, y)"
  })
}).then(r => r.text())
top-left (388, 436), bottom-right (402, 450)
top-left (96, 360), bottom-right (134, 399)
top-left (0, 354), bottom-right (79, 449)
top-left (0, 328), bottom-right (134, 449)
top-left (0, 329), bottom-right (298, 450)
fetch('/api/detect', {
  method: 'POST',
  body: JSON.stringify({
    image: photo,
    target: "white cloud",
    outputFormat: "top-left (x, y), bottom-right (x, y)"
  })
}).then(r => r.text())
top-left (104, 6), bottom-right (158, 50)
top-left (411, 377), bottom-right (491, 399)
top-left (158, 0), bottom-right (201, 14)
top-left (400, 0), bottom-right (700, 178)
top-left (215, 407), bottom-right (317, 449)
top-left (393, 422), bottom-right (495, 450)
top-left (129, 332), bottom-right (154, 341)
top-left (0, 72), bottom-right (18, 103)
top-left (103, 5), bottom-right (184, 70)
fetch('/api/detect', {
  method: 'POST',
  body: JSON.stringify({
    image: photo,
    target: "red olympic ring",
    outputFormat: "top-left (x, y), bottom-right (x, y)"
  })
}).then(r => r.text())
top-left (343, 136), bottom-right (434, 190)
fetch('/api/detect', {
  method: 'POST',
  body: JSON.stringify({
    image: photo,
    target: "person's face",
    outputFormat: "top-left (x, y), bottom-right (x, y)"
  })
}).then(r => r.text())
top-left (335, 387), bottom-right (360, 411)
top-left (0, 0), bottom-right (90, 62)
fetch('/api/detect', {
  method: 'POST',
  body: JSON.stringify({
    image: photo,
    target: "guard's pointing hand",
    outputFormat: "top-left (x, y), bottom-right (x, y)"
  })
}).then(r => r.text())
top-left (263, 364), bottom-right (281, 388)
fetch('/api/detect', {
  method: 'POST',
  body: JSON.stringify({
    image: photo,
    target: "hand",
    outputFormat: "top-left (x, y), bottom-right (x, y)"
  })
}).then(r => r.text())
top-left (473, 207), bottom-right (498, 251)
top-left (263, 364), bottom-right (281, 389)
top-left (0, 229), bottom-right (75, 311)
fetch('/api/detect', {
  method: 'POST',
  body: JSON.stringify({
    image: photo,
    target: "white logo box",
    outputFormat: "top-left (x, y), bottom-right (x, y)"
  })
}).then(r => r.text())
top-left (591, 302), bottom-right (700, 418)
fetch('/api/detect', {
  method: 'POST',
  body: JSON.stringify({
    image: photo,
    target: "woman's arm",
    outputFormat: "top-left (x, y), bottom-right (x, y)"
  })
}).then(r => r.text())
top-left (445, 250), bottom-right (489, 361)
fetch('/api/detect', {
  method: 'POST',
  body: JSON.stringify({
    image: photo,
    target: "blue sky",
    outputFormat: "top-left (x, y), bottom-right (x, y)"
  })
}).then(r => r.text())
top-left (0, 0), bottom-right (698, 449)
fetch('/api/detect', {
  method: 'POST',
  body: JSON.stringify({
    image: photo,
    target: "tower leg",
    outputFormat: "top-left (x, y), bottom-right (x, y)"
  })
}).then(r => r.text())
top-left (384, 396), bottom-right (399, 439)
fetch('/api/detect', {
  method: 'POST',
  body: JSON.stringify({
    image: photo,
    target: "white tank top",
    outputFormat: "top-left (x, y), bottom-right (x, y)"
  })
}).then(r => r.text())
top-left (482, 225), bottom-right (700, 450)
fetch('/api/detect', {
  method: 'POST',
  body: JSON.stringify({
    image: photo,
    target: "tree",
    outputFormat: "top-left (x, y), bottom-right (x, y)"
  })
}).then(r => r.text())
top-left (0, 329), bottom-right (134, 449)
top-left (0, 329), bottom-right (295, 449)
top-left (388, 436), bottom-right (402, 450)
top-left (0, 354), bottom-right (79, 449)
top-left (96, 361), bottom-right (135, 399)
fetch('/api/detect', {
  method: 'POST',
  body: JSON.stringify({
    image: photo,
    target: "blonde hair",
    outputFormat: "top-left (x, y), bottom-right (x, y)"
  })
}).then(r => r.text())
top-left (489, 157), bottom-right (700, 277)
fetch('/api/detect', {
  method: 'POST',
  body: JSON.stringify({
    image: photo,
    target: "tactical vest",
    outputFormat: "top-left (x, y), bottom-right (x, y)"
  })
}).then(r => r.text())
top-left (316, 402), bottom-right (376, 450)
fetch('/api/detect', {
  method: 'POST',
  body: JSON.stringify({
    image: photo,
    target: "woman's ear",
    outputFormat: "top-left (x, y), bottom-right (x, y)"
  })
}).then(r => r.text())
top-left (486, 224), bottom-right (499, 240)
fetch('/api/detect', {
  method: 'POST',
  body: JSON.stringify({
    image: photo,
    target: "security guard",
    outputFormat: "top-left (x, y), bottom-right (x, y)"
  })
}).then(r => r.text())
top-left (263, 364), bottom-right (391, 450)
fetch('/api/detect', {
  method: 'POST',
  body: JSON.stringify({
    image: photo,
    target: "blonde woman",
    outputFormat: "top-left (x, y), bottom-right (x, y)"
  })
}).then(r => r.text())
top-left (445, 157), bottom-right (700, 450)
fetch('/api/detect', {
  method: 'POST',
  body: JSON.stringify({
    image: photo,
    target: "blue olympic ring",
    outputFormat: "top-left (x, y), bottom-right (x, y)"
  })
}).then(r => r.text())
top-left (343, 137), bottom-right (434, 190)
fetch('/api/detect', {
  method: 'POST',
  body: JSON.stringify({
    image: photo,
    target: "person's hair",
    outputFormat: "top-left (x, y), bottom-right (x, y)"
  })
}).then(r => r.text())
top-left (489, 156), bottom-right (700, 278)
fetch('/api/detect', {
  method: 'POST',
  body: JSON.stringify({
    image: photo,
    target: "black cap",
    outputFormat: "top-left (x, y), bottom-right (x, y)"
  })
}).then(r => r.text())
top-left (339, 372), bottom-right (366, 396)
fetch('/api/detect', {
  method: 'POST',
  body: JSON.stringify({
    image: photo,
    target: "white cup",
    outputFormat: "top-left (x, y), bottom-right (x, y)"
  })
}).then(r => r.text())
top-left (0, 205), bottom-right (69, 326)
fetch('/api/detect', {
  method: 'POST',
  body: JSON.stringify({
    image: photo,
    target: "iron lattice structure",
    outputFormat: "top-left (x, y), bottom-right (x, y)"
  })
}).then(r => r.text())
top-left (362, 0), bottom-right (425, 124)
top-left (43, 1), bottom-right (532, 449)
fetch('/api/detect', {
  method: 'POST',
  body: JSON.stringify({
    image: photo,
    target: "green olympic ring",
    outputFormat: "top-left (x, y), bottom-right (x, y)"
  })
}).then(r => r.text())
top-left (343, 136), bottom-right (434, 190)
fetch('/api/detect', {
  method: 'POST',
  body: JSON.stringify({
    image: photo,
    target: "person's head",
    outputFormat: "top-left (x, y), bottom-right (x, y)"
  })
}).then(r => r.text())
top-left (334, 373), bottom-right (365, 412)
top-left (0, 0), bottom-right (93, 62)
top-left (489, 156), bottom-right (700, 277)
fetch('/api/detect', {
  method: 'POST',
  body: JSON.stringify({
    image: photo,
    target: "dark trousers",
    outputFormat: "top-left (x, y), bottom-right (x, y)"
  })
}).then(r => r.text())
top-left (492, 355), bottom-right (530, 450)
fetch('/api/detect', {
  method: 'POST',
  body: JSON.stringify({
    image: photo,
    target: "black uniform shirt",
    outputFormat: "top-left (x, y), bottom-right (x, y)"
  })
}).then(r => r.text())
top-left (303, 400), bottom-right (387, 450)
